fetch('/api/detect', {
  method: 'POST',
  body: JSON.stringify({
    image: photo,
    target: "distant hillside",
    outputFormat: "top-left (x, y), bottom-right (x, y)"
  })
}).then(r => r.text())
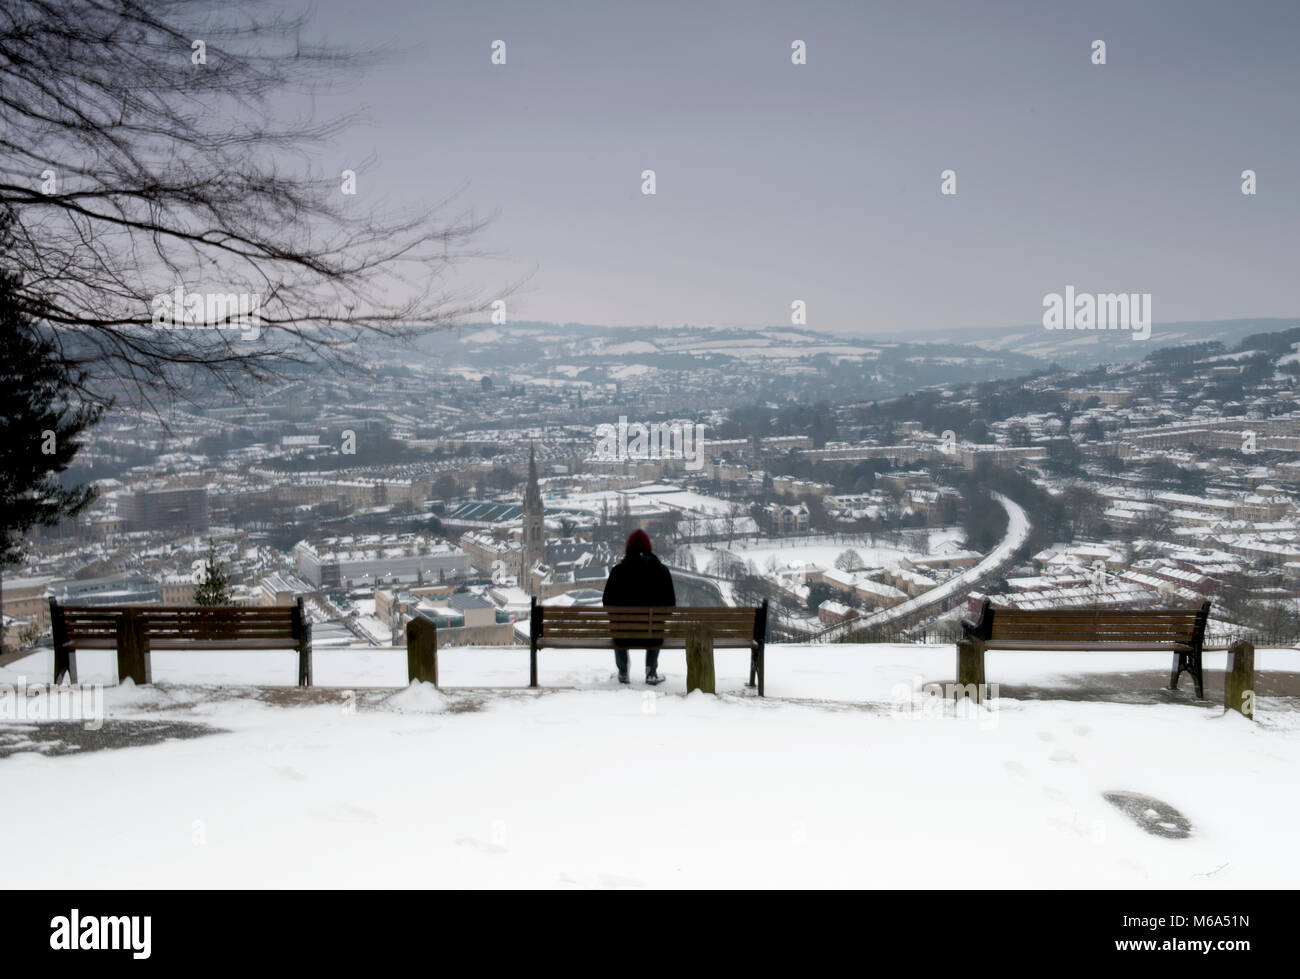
top-left (354, 317), bottom-right (1300, 409)
top-left (406, 322), bottom-right (1048, 405)
top-left (859, 318), bottom-right (1300, 370)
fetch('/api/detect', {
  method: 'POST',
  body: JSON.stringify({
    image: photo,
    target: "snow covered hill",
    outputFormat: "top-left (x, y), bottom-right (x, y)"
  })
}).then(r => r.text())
top-left (2, 643), bottom-right (1297, 888)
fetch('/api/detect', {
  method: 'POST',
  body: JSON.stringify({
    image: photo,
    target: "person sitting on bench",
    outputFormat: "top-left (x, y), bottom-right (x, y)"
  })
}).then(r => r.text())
top-left (602, 529), bottom-right (676, 685)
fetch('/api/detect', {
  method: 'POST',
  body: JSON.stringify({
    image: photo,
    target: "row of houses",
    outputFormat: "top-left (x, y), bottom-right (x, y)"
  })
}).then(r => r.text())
top-left (1, 569), bottom-right (320, 647)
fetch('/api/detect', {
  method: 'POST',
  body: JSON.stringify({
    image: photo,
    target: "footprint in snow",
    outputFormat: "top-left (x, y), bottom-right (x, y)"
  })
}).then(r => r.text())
top-left (1050, 748), bottom-right (1077, 763)
top-left (1048, 814), bottom-right (1100, 839)
top-left (1103, 791), bottom-right (1192, 839)
top-left (275, 766), bottom-right (307, 781)
top-left (1036, 731), bottom-right (1055, 742)
top-left (1004, 760), bottom-right (1029, 778)
top-left (1074, 725), bottom-right (1092, 738)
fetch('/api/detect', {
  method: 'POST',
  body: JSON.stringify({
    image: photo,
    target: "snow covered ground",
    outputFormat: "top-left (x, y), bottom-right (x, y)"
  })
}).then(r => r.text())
top-left (681, 528), bottom-right (967, 576)
top-left (2, 643), bottom-right (1298, 889)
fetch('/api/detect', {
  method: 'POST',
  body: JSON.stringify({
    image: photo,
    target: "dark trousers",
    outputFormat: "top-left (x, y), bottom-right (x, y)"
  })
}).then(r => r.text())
top-left (615, 648), bottom-right (659, 675)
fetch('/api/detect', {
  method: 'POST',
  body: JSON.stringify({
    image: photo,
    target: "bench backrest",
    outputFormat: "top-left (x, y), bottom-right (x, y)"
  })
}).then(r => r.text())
top-left (980, 600), bottom-right (1210, 647)
top-left (140, 606), bottom-right (298, 642)
top-left (58, 606), bottom-right (126, 645)
top-left (55, 603), bottom-right (301, 645)
top-left (533, 605), bottom-right (765, 647)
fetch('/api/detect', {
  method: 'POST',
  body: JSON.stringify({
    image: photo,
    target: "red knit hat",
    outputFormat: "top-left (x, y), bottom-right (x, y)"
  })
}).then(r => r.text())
top-left (626, 529), bottom-right (652, 555)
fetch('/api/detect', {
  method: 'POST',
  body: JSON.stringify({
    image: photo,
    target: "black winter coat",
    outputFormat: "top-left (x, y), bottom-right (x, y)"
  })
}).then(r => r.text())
top-left (602, 551), bottom-right (676, 609)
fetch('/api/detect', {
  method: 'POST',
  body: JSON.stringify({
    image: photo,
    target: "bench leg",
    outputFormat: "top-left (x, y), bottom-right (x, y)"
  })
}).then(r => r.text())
top-left (53, 646), bottom-right (77, 685)
top-left (685, 626), bottom-right (716, 695)
top-left (406, 618), bottom-right (437, 686)
top-left (747, 649), bottom-right (757, 688)
top-left (116, 613), bottom-right (149, 686)
top-left (1169, 652), bottom-right (1203, 699)
top-left (529, 643), bottom-right (538, 688)
top-left (298, 641), bottom-right (313, 687)
top-left (956, 638), bottom-right (985, 704)
top-left (1225, 640), bottom-right (1254, 720)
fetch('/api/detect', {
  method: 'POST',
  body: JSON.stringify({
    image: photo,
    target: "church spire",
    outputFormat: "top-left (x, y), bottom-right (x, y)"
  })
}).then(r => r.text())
top-left (521, 442), bottom-right (545, 595)
top-left (525, 443), bottom-right (542, 510)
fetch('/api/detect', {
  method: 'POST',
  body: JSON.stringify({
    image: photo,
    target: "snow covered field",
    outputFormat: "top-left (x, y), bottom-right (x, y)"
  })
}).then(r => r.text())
top-left (2, 643), bottom-right (1298, 889)
top-left (681, 528), bottom-right (967, 576)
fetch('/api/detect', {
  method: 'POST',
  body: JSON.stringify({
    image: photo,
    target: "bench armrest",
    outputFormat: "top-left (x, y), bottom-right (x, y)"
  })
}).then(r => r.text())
top-left (961, 597), bottom-right (993, 640)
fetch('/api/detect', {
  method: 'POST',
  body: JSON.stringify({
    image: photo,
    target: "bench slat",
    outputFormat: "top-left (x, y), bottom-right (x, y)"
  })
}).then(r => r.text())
top-left (986, 641), bottom-right (1193, 651)
top-left (147, 639), bottom-right (301, 650)
top-left (541, 638), bottom-right (758, 649)
top-left (989, 619), bottom-right (1197, 628)
top-left (993, 611), bottom-right (1196, 618)
top-left (991, 628), bottom-right (1196, 638)
top-left (991, 623), bottom-right (1200, 629)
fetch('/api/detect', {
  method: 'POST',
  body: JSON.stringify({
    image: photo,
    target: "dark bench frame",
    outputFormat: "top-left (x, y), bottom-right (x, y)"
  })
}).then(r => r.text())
top-left (528, 598), bottom-right (769, 694)
top-left (959, 598), bottom-right (1211, 699)
top-left (50, 598), bottom-right (312, 686)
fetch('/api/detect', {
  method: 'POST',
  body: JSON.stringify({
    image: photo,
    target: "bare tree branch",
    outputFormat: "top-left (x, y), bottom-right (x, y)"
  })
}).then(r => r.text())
top-left (0, 0), bottom-right (511, 417)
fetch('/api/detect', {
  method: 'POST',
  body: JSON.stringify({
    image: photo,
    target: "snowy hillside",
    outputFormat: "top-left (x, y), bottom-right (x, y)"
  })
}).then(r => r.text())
top-left (407, 321), bottom-right (1046, 405)
top-left (2, 644), bottom-right (1297, 889)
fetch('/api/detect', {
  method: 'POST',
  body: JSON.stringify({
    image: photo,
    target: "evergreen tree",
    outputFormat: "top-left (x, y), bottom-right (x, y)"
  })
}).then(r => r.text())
top-left (194, 539), bottom-right (231, 607)
top-left (0, 223), bottom-right (101, 568)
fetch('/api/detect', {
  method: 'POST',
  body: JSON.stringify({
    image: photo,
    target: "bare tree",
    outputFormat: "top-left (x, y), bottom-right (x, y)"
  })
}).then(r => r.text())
top-left (0, 0), bottom-right (505, 417)
top-left (834, 548), bottom-right (863, 571)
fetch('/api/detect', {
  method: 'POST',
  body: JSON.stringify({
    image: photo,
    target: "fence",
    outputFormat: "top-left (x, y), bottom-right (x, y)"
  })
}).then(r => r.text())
top-left (812, 621), bottom-right (1298, 648)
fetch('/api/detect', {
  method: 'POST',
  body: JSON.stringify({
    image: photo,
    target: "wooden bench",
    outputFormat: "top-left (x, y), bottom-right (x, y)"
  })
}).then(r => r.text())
top-left (958, 598), bottom-right (1211, 700)
top-left (50, 598), bottom-right (313, 686)
top-left (529, 598), bottom-right (769, 694)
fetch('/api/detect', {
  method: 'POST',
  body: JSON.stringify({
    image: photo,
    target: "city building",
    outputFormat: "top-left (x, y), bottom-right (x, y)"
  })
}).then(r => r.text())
top-left (293, 535), bottom-right (470, 590)
top-left (117, 486), bottom-right (209, 532)
top-left (49, 575), bottom-right (161, 607)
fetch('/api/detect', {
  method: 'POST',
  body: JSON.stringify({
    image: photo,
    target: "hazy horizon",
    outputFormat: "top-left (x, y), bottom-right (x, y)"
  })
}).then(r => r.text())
top-left (444, 314), bottom-right (1300, 338)
top-left (298, 0), bottom-right (1300, 335)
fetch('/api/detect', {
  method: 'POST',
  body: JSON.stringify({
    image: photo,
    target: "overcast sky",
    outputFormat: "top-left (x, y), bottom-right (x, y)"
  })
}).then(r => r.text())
top-left (305, 0), bottom-right (1300, 335)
